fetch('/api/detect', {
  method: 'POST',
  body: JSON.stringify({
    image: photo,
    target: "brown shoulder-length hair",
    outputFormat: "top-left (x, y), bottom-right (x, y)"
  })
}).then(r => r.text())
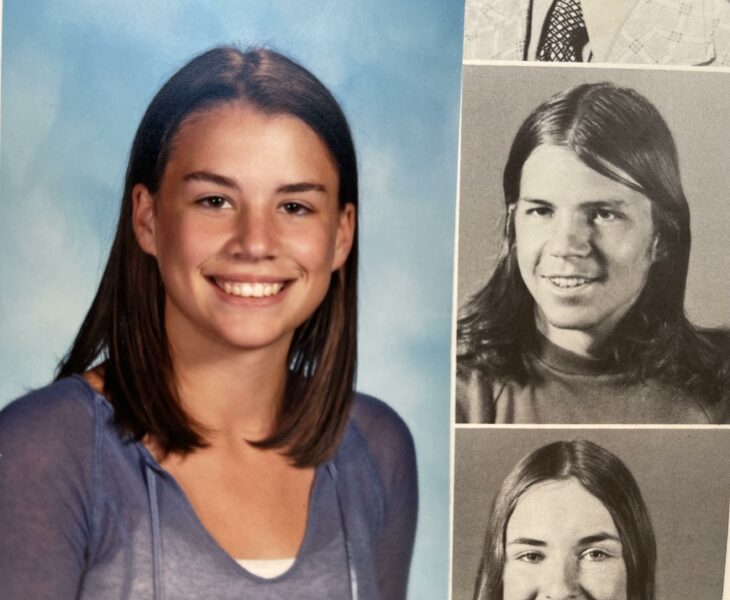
top-left (474, 440), bottom-right (656, 600)
top-left (458, 82), bottom-right (728, 403)
top-left (56, 46), bottom-right (359, 467)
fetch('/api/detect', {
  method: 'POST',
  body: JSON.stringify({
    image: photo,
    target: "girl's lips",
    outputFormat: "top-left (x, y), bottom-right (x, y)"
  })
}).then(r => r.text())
top-left (208, 276), bottom-right (291, 300)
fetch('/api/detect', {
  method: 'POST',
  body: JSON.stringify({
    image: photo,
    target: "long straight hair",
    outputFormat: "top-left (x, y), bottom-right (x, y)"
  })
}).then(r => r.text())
top-left (57, 46), bottom-right (359, 467)
top-left (474, 440), bottom-right (656, 600)
top-left (458, 82), bottom-right (728, 402)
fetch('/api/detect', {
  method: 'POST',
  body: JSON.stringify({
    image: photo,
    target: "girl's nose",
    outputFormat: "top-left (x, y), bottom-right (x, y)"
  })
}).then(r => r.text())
top-left (226, 206), bottom-right (276, 260)
top-left (540, 558), bottom-right (580, 600)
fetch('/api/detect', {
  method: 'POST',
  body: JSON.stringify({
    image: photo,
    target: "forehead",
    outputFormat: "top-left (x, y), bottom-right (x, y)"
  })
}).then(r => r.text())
top-left (166, 102), bottom-right (339, 182)
top-left (519, 145), bottom-right (650, 210)
top-left (506, 478), bottom-right (619, 542)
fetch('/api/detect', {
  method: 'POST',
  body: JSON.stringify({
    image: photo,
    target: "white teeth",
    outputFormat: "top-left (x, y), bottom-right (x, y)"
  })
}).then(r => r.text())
top-left (217, 280), bottom-right (284, 298)
top-left (549, 277), bottom-right (592, 289)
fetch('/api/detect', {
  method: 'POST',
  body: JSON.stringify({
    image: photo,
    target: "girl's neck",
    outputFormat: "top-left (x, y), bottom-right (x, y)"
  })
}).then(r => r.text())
top-left (167, 329), bottom-right (291, 443)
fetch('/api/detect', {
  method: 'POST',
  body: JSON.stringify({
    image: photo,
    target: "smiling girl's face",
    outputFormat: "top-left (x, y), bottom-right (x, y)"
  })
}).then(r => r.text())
top-left (503, 477), bottom-right (628, 600)
top-left (132, 102), bottom-right (355, 358)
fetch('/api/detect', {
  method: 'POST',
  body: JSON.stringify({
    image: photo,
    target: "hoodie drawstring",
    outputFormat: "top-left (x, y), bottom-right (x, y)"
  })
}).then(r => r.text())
top-left (144, 461), bottom-right (355, 600)
top-left (145, 465), bottom-right (164, 600)
top-left (327, 462), bottom-right (358, 600)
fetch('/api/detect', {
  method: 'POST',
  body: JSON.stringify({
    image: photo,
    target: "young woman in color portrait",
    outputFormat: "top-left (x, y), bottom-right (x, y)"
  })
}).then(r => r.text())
top-left (473, 439), bottom-right (656, 600)
top-left (0, 46), bottom-right (417, 600)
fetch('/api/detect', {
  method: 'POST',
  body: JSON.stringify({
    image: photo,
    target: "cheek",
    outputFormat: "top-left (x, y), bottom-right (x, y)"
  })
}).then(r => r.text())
top-left (600, 232), bottom-right (654, 286)
top-left (286, 222), bottom-right (339, 272)
top-left (514, 221), bottom-right (541, 278)
top-left (502, 563), bottom-right (536, 600)
top-left (154, 213), bottom-right (221, 275)
top-left (581, 563), bottom-right (628, 600)
top-left (503, 562), bottom-right (627, 600)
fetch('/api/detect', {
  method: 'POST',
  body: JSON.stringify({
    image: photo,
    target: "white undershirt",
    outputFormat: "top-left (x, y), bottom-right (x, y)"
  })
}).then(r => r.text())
top-left (236, 557), bottom-right (296, 579)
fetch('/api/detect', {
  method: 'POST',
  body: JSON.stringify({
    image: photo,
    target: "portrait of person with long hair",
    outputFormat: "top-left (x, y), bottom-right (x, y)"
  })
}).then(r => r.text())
top-left (457, 76), bottom-right (730, 424)
top-left (452, 430), bottom-right (730, 600)
top-left (0, 46), bottom-right (417, 599)
top-left (0, 3), bottom-right (463, 597)
top-left (473, 439), bottom-right (655, 600)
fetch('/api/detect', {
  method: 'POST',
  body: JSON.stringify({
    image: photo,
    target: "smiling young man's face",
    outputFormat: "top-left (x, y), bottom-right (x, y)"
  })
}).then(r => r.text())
top-left (514, 144), bottom-right (656, 354)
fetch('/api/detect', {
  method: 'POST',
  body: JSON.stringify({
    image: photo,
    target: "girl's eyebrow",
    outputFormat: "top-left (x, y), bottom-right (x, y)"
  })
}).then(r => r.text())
top-left (507, 533), bottom-right (621, 547)
top-left (578, 533), bottom-right (621, 545)
top-left (519, 197), bottom-right (629, 208)
top-left (507, 537), bottom-right (547, 546)
top-left (181, 172), bottom-right (327, 196)
top-left (276, 182), bottom-right (327, 194)
top-left (183, 170), bottom-right (239, 191)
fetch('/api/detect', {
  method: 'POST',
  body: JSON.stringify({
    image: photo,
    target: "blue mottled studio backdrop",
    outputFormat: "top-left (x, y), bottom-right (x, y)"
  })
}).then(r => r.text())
top-left (0, 1), bottom-right (463, 596)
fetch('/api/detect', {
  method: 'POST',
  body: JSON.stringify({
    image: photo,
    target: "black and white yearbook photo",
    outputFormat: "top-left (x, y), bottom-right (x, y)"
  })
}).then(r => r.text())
top-left (455, 64), bottom-right (730, 424)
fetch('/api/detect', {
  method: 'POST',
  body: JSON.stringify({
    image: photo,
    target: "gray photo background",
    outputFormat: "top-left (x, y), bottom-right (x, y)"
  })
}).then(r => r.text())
top-left (452, 428), bottom-right (730, 600)
top-left (457, 64), bottom-right (730, 328)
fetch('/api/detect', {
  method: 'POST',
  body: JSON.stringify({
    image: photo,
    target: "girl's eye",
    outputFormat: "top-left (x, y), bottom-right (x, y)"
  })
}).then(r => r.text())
top-left (581, 548), bottom-right (610, 561)
top-left (516, 551), bottom-right (544, 563)
top-left (281, 202), bottom-right (311, 216)
top-left (198, 195), bottom-right (230, 209)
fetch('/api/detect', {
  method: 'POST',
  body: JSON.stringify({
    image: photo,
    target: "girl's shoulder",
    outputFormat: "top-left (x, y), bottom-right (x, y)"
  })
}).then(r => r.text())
top-left (0, 376), bottom-right (101, 442)
top-left (344, 393), bottom-right (418, 568)
top-left (0, 376), bottom-right (109, 490)
top-left (344, 393), bottom-right (417, 499)
top-left (351, 392), bottom-right (411, 437)
top-left (349, 392), bottom-right (414, 455)
top-left (0, 377), bottom-right (114, 597)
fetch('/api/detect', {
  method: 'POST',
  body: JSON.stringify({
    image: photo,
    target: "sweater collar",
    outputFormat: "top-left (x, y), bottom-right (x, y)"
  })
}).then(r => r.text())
top-left (534, 333), bottom-right (618, 376)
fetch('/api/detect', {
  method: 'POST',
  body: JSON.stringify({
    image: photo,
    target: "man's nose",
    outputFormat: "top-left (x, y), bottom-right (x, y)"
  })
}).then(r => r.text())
top-left (547, 212), bottom-right (592, 259)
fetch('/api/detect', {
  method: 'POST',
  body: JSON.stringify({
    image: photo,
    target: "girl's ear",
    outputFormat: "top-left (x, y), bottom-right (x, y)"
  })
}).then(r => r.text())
top-left (332, 203), bottom-right (356, 271)
top-left (132, 183), bottom-right (158, 257)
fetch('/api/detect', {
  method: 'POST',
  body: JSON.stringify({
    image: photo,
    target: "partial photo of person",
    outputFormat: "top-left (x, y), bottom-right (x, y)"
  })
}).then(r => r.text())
top-left (456, 68), bottom-right (730, 424)
top-left (0, 3), bottom-right (465, 597)
top-left (452, 429), bottom-right (730, 600)
top-left (463, 0), bottom-right (730, 65)
top-left (0, 47), bottom-right (417, 599)
top-left (475, 439), bottom-right (654, 600)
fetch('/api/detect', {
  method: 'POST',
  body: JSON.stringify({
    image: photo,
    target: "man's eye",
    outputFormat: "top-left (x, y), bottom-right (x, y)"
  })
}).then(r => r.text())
top-left (525, 206), bottom-right (553, 217)
top-left (592, 208), bottom-right (619, 222)
top-left (197, 196), bottom-right (230, 209)
top-left (281, 202), bottom-right (311, 215)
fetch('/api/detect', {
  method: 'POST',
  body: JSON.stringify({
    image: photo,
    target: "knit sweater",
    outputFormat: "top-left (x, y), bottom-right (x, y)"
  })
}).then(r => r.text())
top-left (0, 376), bottom-right (417, 599)
top-left (457, 335), bottom-right (727, 424)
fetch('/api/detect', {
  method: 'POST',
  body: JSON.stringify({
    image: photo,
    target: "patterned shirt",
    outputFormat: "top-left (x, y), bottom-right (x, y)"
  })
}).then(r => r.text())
top-left (464, 0), bottom-right (730, 65)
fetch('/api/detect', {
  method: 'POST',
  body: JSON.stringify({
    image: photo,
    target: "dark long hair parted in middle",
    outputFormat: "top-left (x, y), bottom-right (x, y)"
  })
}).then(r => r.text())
top-left (458, 82), bottom-right (728, 403)
top-left (474, 439), bottom-right (656, 600)
top-left (56, 46), bottom-right (358, 467)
